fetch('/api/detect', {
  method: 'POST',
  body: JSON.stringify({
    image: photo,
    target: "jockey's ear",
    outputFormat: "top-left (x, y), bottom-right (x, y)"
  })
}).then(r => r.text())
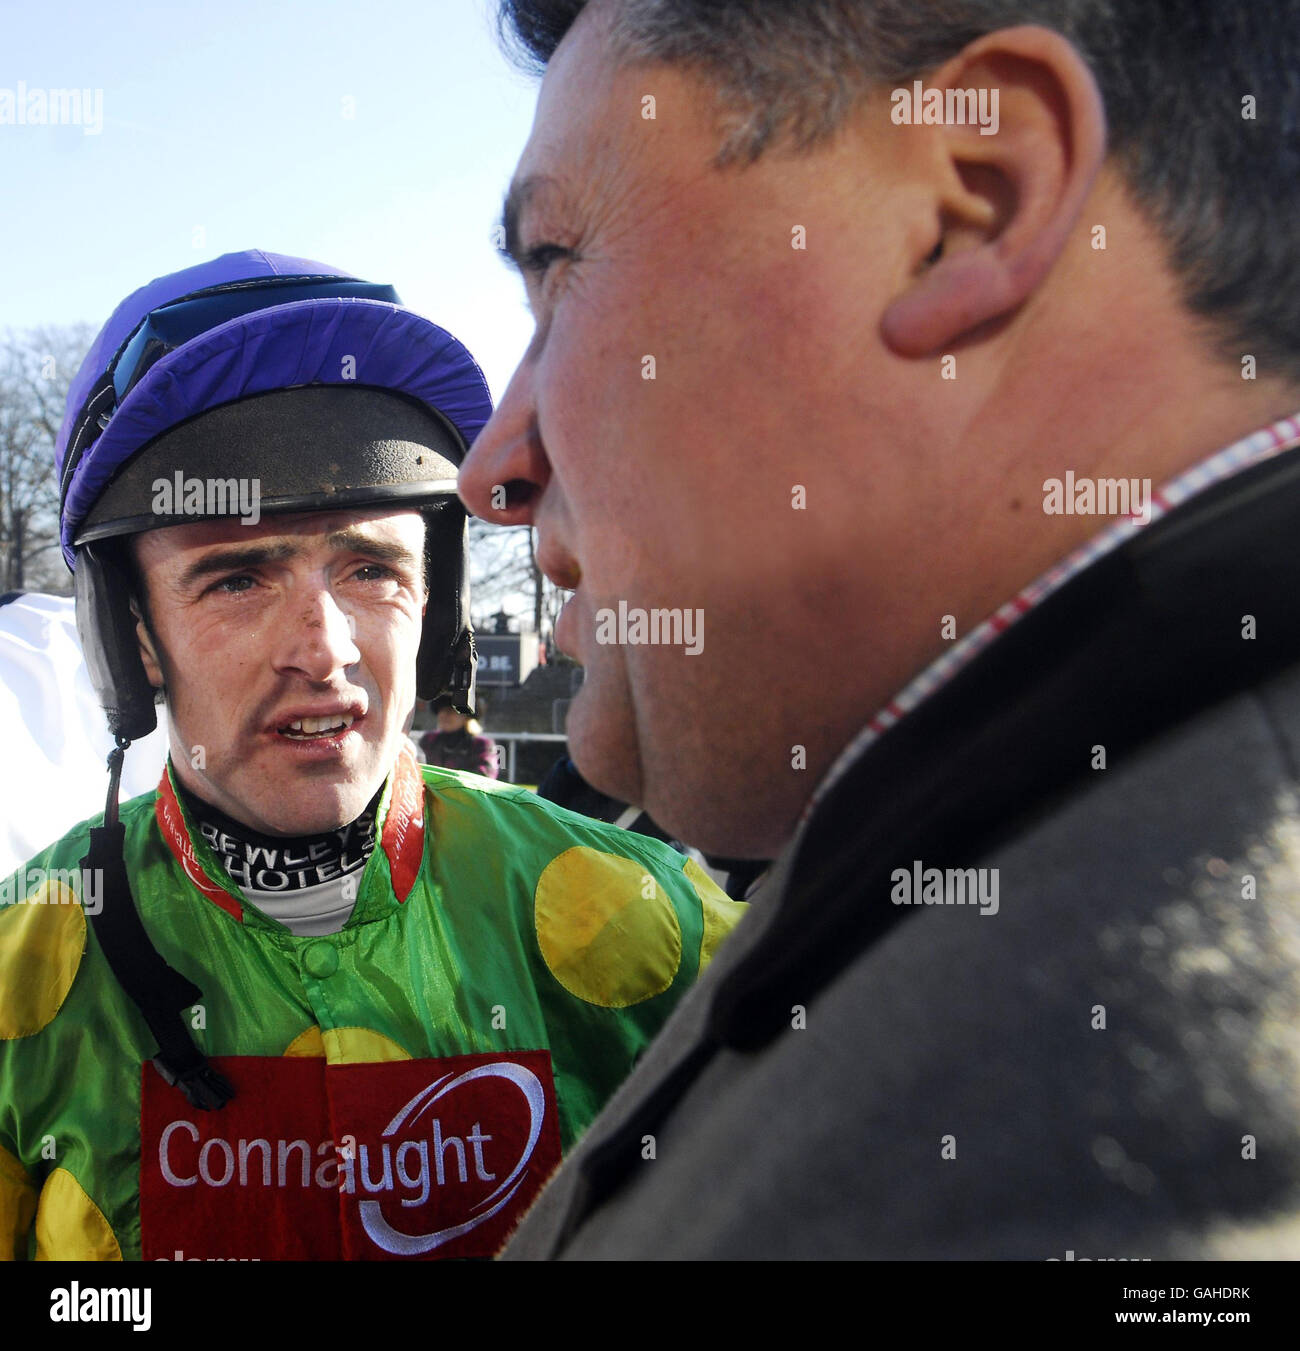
top-left (132, 602), bottom-right (164, 690)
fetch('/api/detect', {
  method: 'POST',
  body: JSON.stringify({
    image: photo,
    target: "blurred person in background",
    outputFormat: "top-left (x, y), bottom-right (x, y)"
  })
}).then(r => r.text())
top-left (418, 693), bottom-right (500, 779)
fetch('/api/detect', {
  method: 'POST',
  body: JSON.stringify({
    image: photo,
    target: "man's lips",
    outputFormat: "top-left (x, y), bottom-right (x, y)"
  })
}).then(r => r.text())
top-left (553, 594), bottom-right (581, 660)
top-left (537, 538), bottom-right (582, 658)
top-left (535, 538), bottom-right (581, 592)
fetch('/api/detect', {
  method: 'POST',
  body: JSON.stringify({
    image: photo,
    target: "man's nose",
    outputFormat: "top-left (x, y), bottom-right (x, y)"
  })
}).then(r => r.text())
top-left (458, 358), bottom-right (550, 526)
top-left (272, 587), bottom-right (361, 682)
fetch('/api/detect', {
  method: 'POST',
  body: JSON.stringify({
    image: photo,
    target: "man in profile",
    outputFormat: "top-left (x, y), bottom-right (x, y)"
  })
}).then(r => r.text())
top-left (459, 1), bottom-right (1300, 1256)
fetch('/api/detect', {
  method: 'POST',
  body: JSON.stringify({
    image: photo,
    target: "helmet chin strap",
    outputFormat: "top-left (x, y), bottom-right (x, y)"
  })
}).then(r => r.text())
top-left (102, 735), bottom-right (128, 828)
top-left (81, 735), bottom-right (235, 1111)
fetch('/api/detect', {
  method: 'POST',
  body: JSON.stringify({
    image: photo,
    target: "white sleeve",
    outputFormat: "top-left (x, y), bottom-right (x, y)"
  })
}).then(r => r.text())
top-left (0, 594), bottom-right (169, 875)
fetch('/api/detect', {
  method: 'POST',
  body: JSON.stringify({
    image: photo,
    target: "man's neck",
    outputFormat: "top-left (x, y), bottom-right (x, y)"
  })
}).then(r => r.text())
top-left (965, 199), bottom-right (1300, 631)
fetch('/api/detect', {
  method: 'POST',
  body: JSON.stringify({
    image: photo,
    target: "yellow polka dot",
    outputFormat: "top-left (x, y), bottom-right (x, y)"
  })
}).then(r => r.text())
top-left (685, 858), bottom-right (749, 973)
top-left (35, 1168), bottom-right (121, 1261)
top-left (322, 1027), bottom-right (411, 1063)
top-left (535, 847), bottom-right (682, 1007)
top-left (282, 1026), bottom-right (326, 1057)
top-left (0, 881), bottom-right (85, 1039)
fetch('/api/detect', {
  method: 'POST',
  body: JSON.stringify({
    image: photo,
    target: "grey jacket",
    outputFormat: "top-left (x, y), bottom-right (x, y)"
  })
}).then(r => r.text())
top-left (502, 448), bottom-right (1300, 1260)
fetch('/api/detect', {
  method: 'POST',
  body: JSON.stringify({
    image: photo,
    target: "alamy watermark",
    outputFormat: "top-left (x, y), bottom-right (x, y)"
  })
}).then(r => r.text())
top-left (49, 1283), bottom-right (150, 1331)
top-left (152, 474), bottom-right (262, 526)
top-left (891, 80), bottom-right (999, 136)
top-left (1, 866), bottom-right (102, 915)
top-left (1043, 472), bottom-right (1152, 523)
top-left (0, 82), bottom-right (103, 135)
top-left (890, 861), bottom-right (999, 916)
top-left (594, 600), bottom-right (704, 655)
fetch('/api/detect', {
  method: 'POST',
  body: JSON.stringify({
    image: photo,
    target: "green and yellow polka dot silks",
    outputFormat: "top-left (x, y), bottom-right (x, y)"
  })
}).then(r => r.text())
top-left (0, 762), bottom-right (746, 1260)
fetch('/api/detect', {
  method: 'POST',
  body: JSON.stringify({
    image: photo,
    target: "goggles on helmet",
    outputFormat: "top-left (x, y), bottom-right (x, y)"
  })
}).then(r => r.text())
top-left (60, 276), bottom-right (401, 511)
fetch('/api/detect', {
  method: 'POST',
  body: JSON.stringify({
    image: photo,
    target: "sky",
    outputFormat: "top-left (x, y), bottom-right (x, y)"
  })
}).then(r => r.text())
top-left (0, 0), bottom-right (542, 402)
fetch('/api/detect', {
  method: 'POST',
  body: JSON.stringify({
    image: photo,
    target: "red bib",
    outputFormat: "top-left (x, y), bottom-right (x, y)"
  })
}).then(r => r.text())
top-left (140, 1051), bottom-right (562, 1260)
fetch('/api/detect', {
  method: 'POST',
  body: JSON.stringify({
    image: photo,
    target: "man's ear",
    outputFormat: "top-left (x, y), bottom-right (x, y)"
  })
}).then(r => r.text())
top-left (130, 597), bottom-right (164, 689)
top-left (881, 25), bottom-right (1107, 358)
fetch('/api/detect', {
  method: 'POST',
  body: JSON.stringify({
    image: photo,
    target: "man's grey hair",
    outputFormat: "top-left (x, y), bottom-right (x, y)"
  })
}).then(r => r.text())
top-left (498, 0), bottom-right (1300, 380)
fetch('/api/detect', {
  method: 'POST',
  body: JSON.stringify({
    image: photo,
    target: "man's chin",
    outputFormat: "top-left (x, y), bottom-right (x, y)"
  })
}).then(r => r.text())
top-left (238, 782), bottom-right (378, 837)
top-left (178, 746), bottom-right (392, 836)
top-left (569, 710), bottom-right (792, 860)
top-left (563, 683), bottom-right (643, 810)
top-left (564, 677), bottom-right (791, 855)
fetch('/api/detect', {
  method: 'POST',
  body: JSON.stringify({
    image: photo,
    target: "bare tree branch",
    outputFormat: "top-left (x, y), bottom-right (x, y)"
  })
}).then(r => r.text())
top-left (0, 325), bottom-right (93, 594)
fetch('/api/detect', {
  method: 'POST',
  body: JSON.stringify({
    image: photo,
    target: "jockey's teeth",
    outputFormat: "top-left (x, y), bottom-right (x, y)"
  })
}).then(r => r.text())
top-left (283, 715), bottom-right (354, 737)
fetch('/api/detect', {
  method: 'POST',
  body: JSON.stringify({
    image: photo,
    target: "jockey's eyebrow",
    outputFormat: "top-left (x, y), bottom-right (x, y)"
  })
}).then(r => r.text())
top-left (326, 527), bottom-right (427, 594)
top-left (176, 542), bottom-right (299, 592)
top-left (175, 530), bottom-right (422, 594)
top-left (322, 527), bottom-right (422, 576)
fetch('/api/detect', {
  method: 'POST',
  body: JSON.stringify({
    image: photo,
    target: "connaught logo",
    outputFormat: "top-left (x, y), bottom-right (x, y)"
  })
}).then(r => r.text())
top-left (141, 1051), bottom-right (563, 1261)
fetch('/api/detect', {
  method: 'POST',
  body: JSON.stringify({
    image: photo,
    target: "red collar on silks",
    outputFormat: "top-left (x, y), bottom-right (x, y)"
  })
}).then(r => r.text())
top-left (152, 744), bottom-right (427, 922)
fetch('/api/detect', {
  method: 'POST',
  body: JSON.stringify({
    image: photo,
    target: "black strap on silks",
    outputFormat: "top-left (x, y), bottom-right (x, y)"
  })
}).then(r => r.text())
top-left (545, 444), bottom-right (1300, 1254)
top-left (81, 739), bottom-right (234, 1111)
